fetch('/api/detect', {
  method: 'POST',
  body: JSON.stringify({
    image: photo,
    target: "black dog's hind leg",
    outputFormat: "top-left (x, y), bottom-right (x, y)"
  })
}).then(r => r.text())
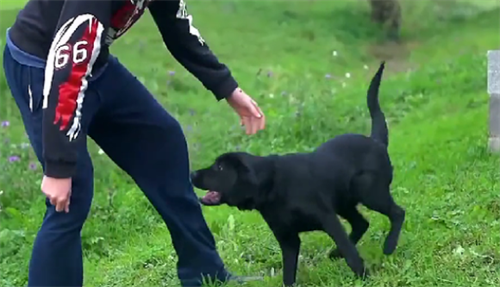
top-left (329, 207), bottom-right (370, 259)
top-left (369, 195), bottom-right (405, 255)
top-left (322, 214), bottom-right (368, 278)
top-left (357, 173), bottom-right (405, 255)
top-left (273, 232), bottom-right (301, 287)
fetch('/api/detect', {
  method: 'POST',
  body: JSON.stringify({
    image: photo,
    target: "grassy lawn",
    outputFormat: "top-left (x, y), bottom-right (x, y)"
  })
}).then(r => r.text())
top-left (0, 0), bottom-right (26, 10)
top-left (1, 0), bottom-right (499, 286)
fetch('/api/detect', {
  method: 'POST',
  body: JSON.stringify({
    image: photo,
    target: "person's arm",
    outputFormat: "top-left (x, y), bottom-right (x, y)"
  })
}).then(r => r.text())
top-left (148, 0), bottom-right (238, 101)
top-left (43, 0), bottom-right (111, 178)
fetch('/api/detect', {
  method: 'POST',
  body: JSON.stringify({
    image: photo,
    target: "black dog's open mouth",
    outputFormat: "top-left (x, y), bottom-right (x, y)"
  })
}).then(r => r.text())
top-left (199, 191), bottom-right (222, 206)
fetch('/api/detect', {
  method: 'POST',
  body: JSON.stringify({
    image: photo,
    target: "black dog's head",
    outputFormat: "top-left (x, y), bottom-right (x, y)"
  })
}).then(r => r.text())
top-left (190, 152), bottom-right (274, 210)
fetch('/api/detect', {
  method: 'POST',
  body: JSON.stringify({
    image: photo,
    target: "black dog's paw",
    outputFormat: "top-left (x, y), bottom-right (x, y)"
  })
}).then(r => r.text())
top-left (328, 248), bottom-right (344, 260)
top-left (354, 265), bottom-right (370, 280)
top-left (383, 241), bottom-right (397, 255)
top-left (352, 263), bottom-right (370, 279)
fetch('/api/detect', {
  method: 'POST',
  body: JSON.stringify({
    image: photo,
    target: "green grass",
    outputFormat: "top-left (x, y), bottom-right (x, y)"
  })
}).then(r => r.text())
top-left (1, 0), bottom-right (500, 286)
top-left (0, 0), bottom-right (28, 10)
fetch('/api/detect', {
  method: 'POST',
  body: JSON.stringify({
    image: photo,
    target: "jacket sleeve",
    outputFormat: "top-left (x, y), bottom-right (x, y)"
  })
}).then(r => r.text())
top-left (148, 0), bottom-right (238, 101)
top-left (42, 0), bottom-right (111, 178)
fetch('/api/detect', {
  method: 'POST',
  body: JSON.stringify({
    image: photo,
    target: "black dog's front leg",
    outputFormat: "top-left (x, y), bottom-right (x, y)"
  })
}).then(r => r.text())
top-left (329, 208), bottom-right (369, 259)
top-left (322, 215), bottom-right (368, 278)
top-left (274, 232), bottom-right (301, 287)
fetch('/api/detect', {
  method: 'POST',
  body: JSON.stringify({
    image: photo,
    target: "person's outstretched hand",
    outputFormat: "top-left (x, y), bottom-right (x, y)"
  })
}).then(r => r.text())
top-left (41, 176), bottom-right (72, 213)
top-left (226, 88), bottom-right (265, 135)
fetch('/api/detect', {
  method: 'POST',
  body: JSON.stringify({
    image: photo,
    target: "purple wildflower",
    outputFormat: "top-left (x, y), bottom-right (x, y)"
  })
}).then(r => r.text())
top-left (9, 156), bottom-right (20, 162)
top-left (1, 121), bottom-right (9, 127)
top-left (325, 74), bottom-right (332, 79)
top-left (29, 162), bottom-right (37, 170)
top-left (168, 71), bottom-right (175, 76)
top-left (188, 109), bottom-right (196, 116)
top-left (266, 71), bottom-right (273, 77)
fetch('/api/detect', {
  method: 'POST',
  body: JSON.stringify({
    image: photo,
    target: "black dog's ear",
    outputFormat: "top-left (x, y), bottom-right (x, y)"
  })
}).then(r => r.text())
top-left (222, 153), bottom-right (277, 210)
top-left (219, 153), bottom-right (263, 210)
top-left (224, 153), bottom-right (259, 186)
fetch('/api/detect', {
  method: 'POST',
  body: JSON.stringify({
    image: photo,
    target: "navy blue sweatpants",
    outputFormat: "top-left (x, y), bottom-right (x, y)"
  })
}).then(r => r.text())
top-left (3, 42), bottom-right (228, 286)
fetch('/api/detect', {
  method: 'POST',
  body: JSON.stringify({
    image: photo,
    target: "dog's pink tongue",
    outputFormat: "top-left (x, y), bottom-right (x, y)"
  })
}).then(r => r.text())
top-left (200, 191), bottom-right (221, 205)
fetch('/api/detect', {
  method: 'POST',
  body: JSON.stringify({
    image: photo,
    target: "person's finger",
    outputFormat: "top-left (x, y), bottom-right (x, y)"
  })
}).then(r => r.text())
top-left (248, 118), bottom-right (256, 135)
top-left (65, 195), bottom-right (71, 213)
top-left (250, 100), bottom-right (262, 118)
top-left (248, 117), bottom-right (256, 135)
top-left (49, 195), bottom-right (57, 207)
top-left (55, 199), bottom-right (65, 212)
top-left (253, 101), bottom-right (264, 116)
top-left (242, 117), bottom-right (252, 134)
top-left (254, 116), bottom-right (262, 134)
top-left (255, 105), bottom-right (265, 131)
top-left (253, 116), bottom-right (261, 134)
top-left (259, 113), bottom-right (266, 131)
top-left (250, 101), bottom-right (265, 132)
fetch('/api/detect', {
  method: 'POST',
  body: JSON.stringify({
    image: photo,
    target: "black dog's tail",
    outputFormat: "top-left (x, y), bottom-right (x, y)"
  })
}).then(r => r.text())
top-left (367, 61), bottom-right (388, 147)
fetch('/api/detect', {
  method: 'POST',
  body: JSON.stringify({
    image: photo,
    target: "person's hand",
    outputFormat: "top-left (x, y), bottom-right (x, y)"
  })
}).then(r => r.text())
top-left (41, 176), bottom-right (72, 213)
top-left (226, 88), bottom-right (265, 135)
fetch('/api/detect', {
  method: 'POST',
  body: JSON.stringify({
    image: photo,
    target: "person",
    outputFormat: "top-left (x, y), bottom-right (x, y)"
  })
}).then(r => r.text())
top-left (2, 0), bottom-right (266, 286)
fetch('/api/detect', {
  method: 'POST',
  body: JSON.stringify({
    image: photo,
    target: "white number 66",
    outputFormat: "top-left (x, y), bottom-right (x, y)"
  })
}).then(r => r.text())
top-left (54, 40), bottom-right (89, 69)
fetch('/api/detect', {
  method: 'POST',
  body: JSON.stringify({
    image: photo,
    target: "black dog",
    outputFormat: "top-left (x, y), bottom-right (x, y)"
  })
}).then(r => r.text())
top-left (191, 62), bottom-right (405, 287)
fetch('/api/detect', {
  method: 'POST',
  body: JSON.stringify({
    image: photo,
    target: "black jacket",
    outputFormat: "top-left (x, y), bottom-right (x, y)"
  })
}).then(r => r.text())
top-left (9, 0), bottom-right (238, 178)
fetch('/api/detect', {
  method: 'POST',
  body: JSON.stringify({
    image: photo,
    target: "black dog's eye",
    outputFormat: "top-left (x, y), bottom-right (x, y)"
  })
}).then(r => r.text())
top-left (217, 164), bottom-right (224, 171)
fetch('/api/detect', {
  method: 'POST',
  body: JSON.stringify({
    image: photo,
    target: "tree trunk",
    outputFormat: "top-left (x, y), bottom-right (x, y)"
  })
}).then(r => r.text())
top-left (368, 0), bottom-right (402, 40)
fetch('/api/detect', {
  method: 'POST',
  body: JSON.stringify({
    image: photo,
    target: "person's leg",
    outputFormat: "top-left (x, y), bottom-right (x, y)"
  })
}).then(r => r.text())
top-left (3, 46), bottom-right (100, 286)
top-left (87, 56), bottom-right (228, 286)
